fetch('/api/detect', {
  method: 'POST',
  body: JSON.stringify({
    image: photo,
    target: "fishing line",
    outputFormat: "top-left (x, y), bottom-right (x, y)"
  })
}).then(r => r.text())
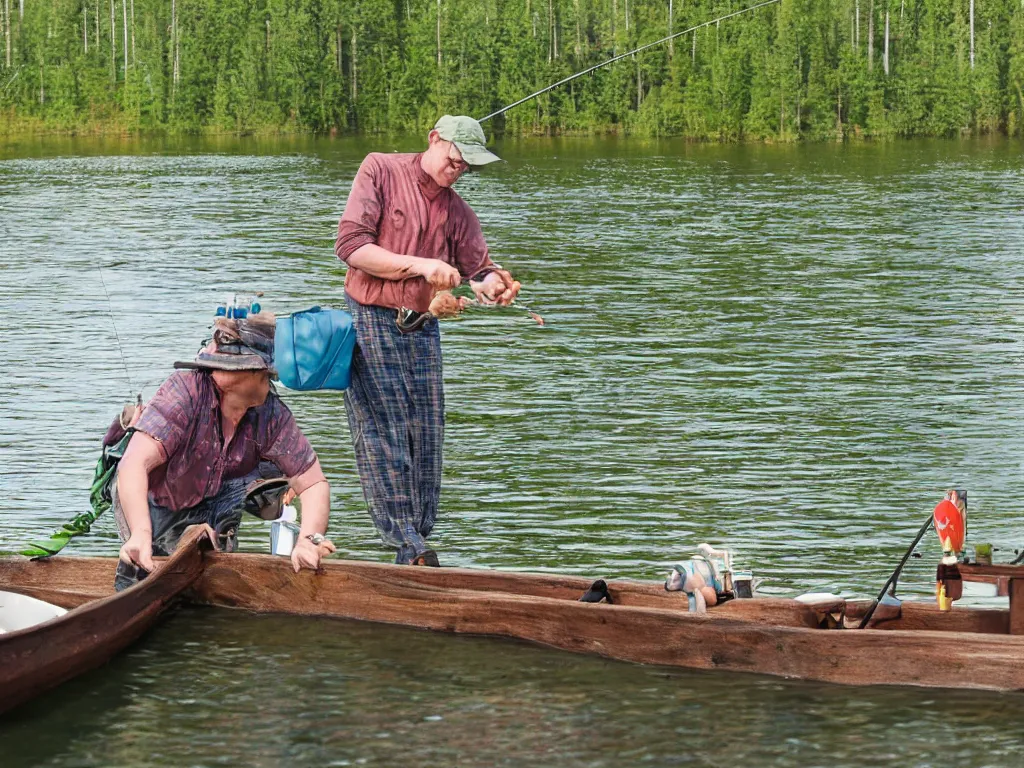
top-left (471, 0), bottom-right (781, 321)
top-left (97, 264), bottom-right (136, 400)
top-left (478, 0), bottom-right (782, 123)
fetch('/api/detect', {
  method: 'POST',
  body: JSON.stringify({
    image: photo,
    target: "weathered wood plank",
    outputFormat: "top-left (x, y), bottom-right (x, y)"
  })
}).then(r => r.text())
top-left (0, 556), bottom-right (116, 607)
top-left (1010, 580), bottom-right (1024, 636)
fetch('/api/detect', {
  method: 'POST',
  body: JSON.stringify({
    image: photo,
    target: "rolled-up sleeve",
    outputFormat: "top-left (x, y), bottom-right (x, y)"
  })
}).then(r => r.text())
top-left (449, 196), bottom-right (496, 280)
top-left (133, 372), bottom-right (196, 461)
top-left (335, 154), bottom-right (385, 263)
top-left (261, 400), bottom-right (318, 480)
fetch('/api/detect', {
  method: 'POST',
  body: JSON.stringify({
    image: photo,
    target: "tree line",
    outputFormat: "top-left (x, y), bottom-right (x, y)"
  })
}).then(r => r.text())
top-left (1, 0), bottom-right (1022, 139)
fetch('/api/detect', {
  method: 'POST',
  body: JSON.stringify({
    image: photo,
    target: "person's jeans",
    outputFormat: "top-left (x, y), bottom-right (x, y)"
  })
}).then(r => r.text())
top-left (112, 462), bottom-right (282, 591)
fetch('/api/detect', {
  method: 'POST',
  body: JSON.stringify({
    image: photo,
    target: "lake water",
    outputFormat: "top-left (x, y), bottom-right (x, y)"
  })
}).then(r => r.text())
top-left (2, 134), bottom-right (1024, 765)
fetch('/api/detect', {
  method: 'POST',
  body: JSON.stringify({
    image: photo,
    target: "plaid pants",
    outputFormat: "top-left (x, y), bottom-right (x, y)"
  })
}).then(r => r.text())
top-left (344, 296), bottom-right (444, 564)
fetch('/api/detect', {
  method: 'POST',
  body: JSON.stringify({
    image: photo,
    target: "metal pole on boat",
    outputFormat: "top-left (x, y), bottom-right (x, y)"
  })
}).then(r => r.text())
top-left (857, 510), bottom-right (934, 629)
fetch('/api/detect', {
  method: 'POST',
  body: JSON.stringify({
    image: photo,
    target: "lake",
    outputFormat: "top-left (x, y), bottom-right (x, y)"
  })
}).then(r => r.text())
top-left (2, 134), bottom-right (1024, 765)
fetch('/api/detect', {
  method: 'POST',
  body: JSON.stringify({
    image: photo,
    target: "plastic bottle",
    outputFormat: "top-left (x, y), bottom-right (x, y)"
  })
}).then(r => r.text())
top-left (270, 505), bottom-right (300, 556)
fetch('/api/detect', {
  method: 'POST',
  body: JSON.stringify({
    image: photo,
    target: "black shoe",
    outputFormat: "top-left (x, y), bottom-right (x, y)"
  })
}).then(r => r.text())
top-left (410, 549), bottom-right (440, 567)
top-left (579, 579), bottom-right (613, 603)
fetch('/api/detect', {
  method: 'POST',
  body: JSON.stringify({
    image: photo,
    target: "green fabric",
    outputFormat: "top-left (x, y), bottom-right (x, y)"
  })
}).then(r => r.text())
top-left (17, 430), bottom-right (134, 559)
top-left (433, 115), bottom-right (502, 167)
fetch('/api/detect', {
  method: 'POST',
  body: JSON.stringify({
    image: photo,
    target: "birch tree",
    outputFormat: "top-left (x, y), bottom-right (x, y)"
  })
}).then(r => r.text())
top-left (883, 8), bottom-right (889, 74)
top-left (129, 0), bottom-right (134, 66)
top-left (867, 0), bottom-right (874, 70)
top-left (969, 0), bottom-right (974, 69)
top-left (668, 0), bottom-right (673, 58)
top-left (109, 0), bottom-right (115, 81)
top-left (5, 0), bottom-right (11, 67)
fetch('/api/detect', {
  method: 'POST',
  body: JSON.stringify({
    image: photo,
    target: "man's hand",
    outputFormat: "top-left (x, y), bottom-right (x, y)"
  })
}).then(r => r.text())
top-left (417, 259), bottom-right (461, 291)
top-left (429, 291), bottom-right (469, 319)
top-left (470, 269), bottom-right (520, 306)
top-left (291, 535), bottom-right (336, 573)
top-left (119, 531), bottom-right (155, 573)
top-left (120, 524), bottom-right (222, 574)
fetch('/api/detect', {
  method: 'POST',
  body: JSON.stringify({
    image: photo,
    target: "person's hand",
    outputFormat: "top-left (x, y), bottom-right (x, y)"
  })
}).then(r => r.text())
top-left (417, 258), bottom-right (461, 291)
top-left (119, 531), bottom-right (155, 573)
top-left (429, 291), bottom-right (469, 319)
top-left (291, 535), bottom-right (336, 573)
top-left (470, 269), bottom-right (520, 306)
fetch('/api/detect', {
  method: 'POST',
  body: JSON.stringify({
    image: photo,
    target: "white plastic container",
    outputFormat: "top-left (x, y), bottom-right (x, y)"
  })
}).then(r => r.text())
top-left (270, 505), bottom-right (300, 556)
top-left (0, 591), bottom-right (67, 634)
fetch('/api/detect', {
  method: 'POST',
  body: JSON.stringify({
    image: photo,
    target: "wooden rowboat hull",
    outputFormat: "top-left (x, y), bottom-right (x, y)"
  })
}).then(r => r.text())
top-left (0, 527), bottom-right (207, 716)
top-left (2, 547), bottom-right (1022, 696)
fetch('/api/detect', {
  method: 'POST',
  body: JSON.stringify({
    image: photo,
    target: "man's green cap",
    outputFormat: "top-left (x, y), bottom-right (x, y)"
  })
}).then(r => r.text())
top-left (433, 115), bottom-right (502, 167)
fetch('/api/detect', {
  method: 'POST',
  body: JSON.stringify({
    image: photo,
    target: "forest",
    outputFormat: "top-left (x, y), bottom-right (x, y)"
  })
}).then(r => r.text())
top-left (1, 0), bottom-right (1022, 139)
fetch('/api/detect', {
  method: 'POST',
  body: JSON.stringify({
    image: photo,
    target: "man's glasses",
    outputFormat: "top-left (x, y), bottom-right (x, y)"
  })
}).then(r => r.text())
top-left (446, 142), bottom-right (469, 174)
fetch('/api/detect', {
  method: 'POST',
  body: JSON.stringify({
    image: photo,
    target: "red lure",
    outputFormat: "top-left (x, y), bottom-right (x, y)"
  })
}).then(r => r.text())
top-left (933, 498), bottom-right (966, 556)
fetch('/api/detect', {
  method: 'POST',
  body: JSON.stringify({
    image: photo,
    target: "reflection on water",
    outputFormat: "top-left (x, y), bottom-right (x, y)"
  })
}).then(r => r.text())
top-left (5, 608), bottom-right (1024, 768)
top-left (2, 135), bottom-right (1024, 765)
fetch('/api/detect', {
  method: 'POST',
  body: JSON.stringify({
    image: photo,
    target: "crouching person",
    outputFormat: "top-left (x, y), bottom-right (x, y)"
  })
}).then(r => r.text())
top-left (113, 312), bottom-right (332, 591)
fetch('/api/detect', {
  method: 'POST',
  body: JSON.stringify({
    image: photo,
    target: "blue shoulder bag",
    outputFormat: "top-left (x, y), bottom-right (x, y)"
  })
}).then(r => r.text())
top-left (274, 307), bottom-right (356, 391)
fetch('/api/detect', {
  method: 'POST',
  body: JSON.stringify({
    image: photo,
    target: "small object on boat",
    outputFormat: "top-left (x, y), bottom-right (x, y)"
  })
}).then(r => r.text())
top-left (579, 579), bottom-right (613, 603)
top-left (974, 543), bottom-right (993, 566)
top-left (732, 570), bottom-right (754, 598)
top-left (794, 593), bottom-right (849, 629)
top-left (270, 505), bottom-right (300, 557)
top-left (0, 591), bottom-right (66, 635)
top-left (936, 560), bottom-right (963, 611)
top-left (794, 592), bottom-right (845, 604)
top-left (934, 490), bottom-right (967, 610)
top-left (843, 592), bottom-right (902, 629)
top-left (933, 490), bottom-right (967, 558)
top-left (665, 544), bottom-right (743, 614)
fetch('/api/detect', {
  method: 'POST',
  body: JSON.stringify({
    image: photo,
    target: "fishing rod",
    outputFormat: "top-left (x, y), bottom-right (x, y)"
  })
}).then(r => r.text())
top-left (471, 1), bottom-right (782, 320)
top-left (478, 0), bottom-right (782, 123)
top-left (857, 510), bottom-right (935, 629)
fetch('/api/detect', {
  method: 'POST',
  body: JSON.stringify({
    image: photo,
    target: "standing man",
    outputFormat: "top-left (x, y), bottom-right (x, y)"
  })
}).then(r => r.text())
top-left (334, 115), bottom-right (520, 566)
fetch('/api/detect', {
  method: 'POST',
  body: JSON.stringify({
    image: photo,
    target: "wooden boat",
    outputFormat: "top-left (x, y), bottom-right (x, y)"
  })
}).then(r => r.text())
top-left (3, 543), bottom-right (1024, 707)
top-left (0, 527), bottom-right (207, 715)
